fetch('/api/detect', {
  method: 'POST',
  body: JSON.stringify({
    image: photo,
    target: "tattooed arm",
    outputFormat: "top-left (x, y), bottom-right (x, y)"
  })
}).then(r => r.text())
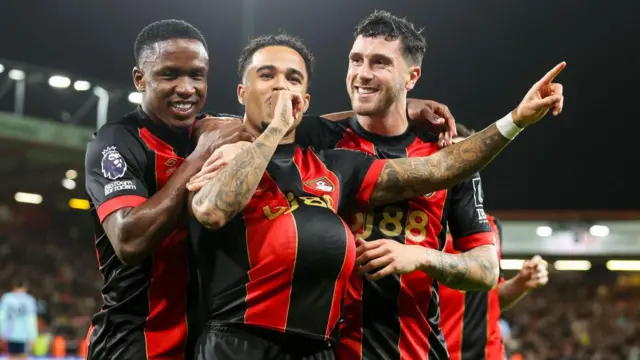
top-left (422, 245), bottom-right (499, 291)
top-left (357, 239), bottom-right (498, 291)
top-left (190, 91), bottom-right (298, 229)
top-left (368, 60), bottom-right (567, 206)
top-left (369, 123), bottom-right (509, 206)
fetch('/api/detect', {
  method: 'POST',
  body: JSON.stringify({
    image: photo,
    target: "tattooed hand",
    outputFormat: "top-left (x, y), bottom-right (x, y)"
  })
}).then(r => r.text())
top-left (190, 90), bottom-right (301, 229)
top-left (270, 89), bottom-right (304, 132)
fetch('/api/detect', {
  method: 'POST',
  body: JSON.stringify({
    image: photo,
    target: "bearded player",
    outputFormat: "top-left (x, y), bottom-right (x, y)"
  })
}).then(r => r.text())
top-left (186, 30), bottom-right (565, 359)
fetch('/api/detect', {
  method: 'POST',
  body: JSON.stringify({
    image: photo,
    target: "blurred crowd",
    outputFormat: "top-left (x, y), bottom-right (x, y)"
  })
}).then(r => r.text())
top-left (502, 271), bottom-right (640, 360)
top-left (0, 209), bottom-right (101, 352)
top-left (1, 215), bottom-right (639, 359)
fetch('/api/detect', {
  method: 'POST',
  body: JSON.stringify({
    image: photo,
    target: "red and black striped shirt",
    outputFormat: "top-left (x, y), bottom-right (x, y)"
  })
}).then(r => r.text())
top-left (295, 116), bottom-right (495, 360)
top-left (439, 215), bottom-right (505, 360)
top-left (84, 108), bottom-right (196, 360)
top-left (190, 143), bottom-right (385, 342)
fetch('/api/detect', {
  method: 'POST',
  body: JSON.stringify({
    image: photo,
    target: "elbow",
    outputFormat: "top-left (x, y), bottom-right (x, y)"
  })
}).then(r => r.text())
top-left (113, 241), bottom-right (147, 265)
top-left (192, 204), bottom-right (227, 230)
top-left (482, 257), bottom-right (501, 290)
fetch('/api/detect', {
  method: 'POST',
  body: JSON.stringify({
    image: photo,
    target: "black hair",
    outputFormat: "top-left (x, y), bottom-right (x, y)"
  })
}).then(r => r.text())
top-left (354, 10), bottom-right (426, 66)
top-left (237, 33), bottom-right (315, 83)
top-left (134, 19), bottom-right (208, 64)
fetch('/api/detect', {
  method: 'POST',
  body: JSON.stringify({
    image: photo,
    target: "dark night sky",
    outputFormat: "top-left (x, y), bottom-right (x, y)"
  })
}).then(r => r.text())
top-left (0, 0), bottom-right (636, 211)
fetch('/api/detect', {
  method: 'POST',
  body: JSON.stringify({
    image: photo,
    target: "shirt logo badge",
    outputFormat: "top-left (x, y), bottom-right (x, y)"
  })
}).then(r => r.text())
top-left (101, 146), bottom-right (127, 180)
top-left (305, 177), bottom-right (334, 192)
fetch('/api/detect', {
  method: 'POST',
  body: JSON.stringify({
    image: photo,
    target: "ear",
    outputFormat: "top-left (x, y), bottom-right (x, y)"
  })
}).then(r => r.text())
top-left (132, 66), bottom-right (145, 92)
top-left (405, 65), bottom-right (421, 91)
top-left (302, 93), bottom-right (311, 113)
top-left (237, 83), bottom-right (246, 105)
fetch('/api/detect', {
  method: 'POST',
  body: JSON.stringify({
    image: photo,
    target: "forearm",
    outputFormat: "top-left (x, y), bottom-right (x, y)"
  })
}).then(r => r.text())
top-left (106, 157), bottom-right (204, 264)
top-left (420, 245), bottom-right (500, 291)
top-left (191, 120), bottom-right (288, 229)
top-left (370, 122), bottom-right (510, 206)
top-left (498, 275), bottom-right (530, 310)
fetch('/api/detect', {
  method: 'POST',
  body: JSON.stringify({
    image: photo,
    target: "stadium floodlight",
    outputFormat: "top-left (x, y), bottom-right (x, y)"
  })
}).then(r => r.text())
top-left (14, 192), bottom-right (43, 205)
top-left (62, 178), bottom-right (77, 190)
top-left (74, 80), bottom-right (91, 91)
top-left (0, 63), bottom-right (4, 73)
top-left (606, 260), bottom-right (640, 272)
top-left (128, 92), bottom-right (142, 104)
top-left (535, 225), bottom-right (553, 237)
top-left (66, 169), bottom-right (78, 180)
top-left (553, 260), bottom-right (591, 271)
top-left (500, 259), bottom-right (525, 270)
top-left (48, 75), bottom-right (71, 89)
top-left (589, 224), bottom-right (609, 237)
top-left (93, 86), bottom-right (110, 130)
top-left (69, 198), bottom-right (90, 210)
top-left (8, 69), bottom-right (25, 81)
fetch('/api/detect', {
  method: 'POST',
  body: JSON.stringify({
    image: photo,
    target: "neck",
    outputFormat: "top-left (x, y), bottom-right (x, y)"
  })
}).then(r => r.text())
top-left (243, 115), bottom-right (296, 145)
top-left (356, 98), bottom-right (408, 136)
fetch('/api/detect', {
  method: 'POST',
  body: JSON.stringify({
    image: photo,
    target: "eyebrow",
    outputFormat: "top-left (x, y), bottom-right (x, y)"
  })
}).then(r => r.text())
top-left (256, 64), bottom-right (305, 81)
top-left (350, 51), bottom-right (394, 64)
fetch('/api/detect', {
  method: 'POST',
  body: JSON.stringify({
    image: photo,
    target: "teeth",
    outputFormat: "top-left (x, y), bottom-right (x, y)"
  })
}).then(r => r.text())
top-left (357, 87), bottom-right (377, 94)
top-left (172, 103), bottom-right (194, 111)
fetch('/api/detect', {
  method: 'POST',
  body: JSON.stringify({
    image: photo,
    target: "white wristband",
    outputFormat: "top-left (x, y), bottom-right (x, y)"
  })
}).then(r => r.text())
top-left (495, 112), bottom-right (523, 140)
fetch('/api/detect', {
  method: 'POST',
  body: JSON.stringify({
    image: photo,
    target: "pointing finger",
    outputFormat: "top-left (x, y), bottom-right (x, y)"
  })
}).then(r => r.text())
top-left (537, 61), bottom-right (566, 86)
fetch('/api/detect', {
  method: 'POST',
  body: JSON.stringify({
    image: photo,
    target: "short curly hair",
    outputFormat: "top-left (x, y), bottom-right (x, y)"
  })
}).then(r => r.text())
top-left (134, 19), bottom-right (208, 65)
top-left (237, 33), bottom-right (315, 83)
top-left (355, 10), bottom-right (426, 66)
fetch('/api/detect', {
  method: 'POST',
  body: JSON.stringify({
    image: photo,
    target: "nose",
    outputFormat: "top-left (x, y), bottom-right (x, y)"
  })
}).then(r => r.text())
top-left (271, 74), bottom-right (289, 91)
top-left (356, 62), bottom-right (374, 82)
top-left (175, 77), bottom-right (197, 98)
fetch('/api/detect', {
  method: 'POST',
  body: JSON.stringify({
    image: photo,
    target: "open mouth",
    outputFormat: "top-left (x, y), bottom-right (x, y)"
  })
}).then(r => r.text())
top-left (355, 86), bottom-right (379, 95)
top-left (170, 102), bottom-right (196, 115)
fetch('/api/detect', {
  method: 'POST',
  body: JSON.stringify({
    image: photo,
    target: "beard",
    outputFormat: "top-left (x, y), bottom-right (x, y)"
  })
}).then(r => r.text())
top-left (352, 82), bottom-right (402, 116)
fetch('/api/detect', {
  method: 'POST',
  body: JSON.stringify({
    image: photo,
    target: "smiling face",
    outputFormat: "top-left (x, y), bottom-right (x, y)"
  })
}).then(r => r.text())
top-left (237, 45), bottom-right (310, 133)
top-left (346, 35), bottom-right (421, 117)
top-left (132, 38), bottom-right (209, 129)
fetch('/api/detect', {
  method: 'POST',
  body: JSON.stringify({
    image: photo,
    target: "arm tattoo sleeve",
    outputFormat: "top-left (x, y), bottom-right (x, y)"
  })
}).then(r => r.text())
top-left (191, 113), bottom-right (289, 229)
top-left (370, 123), bottom-right (509, 206)
top-left (424, 245), bottom-right (499, 291)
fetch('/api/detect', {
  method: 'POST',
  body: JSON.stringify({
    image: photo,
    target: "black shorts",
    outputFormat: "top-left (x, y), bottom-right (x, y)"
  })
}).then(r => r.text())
top-left (195, 323), bottom-right (335, 360)
top-left (7, 341), bottom-right (26, 355)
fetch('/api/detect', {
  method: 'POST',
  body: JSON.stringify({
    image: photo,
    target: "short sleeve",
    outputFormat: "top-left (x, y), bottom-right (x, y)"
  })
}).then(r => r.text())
top-left (85, 123), bottom-right (150, 223)
top-left (295, 115), bottom-right (348, 150)
top-left (321, 149), bottom-right (385, 211)
top-left (447, 173), bottom-right (495, 252)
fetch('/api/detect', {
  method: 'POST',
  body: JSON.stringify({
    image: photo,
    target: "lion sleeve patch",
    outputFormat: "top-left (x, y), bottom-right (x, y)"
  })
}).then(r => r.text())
top-left (101, 146), bottom-right (128, 180)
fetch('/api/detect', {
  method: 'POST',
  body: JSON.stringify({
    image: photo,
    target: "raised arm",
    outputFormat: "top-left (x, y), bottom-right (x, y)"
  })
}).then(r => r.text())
top-left (190, 90), bottom-right (299, 229)
top-left (369, 62), bottom-right (566, 206)
top-left (85, 119), bottom-right (252, 265)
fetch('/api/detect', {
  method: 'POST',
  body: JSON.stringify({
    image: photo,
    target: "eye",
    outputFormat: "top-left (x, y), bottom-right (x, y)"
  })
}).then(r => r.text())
top-left (259, 73), bottom-right (274, 80)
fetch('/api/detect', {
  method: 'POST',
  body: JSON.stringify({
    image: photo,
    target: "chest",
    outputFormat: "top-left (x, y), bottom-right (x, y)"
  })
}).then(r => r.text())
top-left (138, 128), bottom-right (187, 191)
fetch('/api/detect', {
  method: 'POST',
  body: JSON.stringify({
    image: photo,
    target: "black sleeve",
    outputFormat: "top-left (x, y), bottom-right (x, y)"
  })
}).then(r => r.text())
top-left (295, 115), bottom-right (348, 150)
top-left (320, 149), bottom-right (385, 212)
top-left (447, 173), bottom-right (495, 252)
top-left (84, 123), bottom-right (150, 223)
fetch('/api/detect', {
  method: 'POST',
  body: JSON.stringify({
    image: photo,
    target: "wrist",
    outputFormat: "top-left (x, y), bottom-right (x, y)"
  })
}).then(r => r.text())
top-left (511, 274), bottom-right (531, 292)
top-left (418, 247), bottom-right (436, 272)
top-left (496, 111), bottom-right (524, 140)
